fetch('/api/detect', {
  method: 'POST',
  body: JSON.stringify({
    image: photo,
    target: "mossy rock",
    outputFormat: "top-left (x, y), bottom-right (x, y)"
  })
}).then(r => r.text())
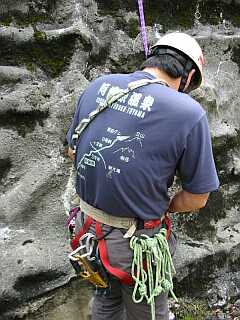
top-left (0, 0), bottom-right (55, 27)
top-left (174, 190), bottom-right (225, 241)
top-left (110, 52), bottom-right (145, 74)
top-left (34, 30), bottom-right (47, 42)
top-left (213, 130), bottom-right (240, 184)
top-left (0, 10), bottom-right (52, 27)
top-left (116, 17), bottom-right (139, 39)
top-left (0, 34), bottom-right (78, 78)
top-left (171, 298), bottom-right (210, 320)
top-left (0, 110), bottom-right (49, 137)
top-left (96, 0), bottom-right (197, 30)
top-left (96, 0), bottom-right (240, 31)
top-left (174, 249), bottom-right (229, 297)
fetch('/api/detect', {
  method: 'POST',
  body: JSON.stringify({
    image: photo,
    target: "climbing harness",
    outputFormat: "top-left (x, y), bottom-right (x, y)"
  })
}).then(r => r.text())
top-left (130, 219), bottom-right (177, 320)
top-left (69, 204), bottom-right (174, 288)
top-left (68, 199), bottom-right (177, 320)
top-left (137, 0), bottom-right (149, 57)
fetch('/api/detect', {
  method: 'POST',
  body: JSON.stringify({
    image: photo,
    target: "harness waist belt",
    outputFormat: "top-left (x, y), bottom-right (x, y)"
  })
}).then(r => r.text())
top-left (80, 198), bottom-right (137, 229)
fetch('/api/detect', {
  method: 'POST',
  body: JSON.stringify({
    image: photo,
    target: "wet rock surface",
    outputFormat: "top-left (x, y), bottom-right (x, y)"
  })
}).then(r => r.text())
top-left (1, 0), bottom-right (240, 319)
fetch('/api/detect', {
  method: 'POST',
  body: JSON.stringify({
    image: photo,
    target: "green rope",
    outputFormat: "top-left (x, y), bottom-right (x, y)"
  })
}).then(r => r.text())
top-left (129, 228), bottom-right (178, 320)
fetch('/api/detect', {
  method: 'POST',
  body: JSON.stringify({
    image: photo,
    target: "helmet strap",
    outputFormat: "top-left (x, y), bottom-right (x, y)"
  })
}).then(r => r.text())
top-left (178, 60), bottom-right (194, 93)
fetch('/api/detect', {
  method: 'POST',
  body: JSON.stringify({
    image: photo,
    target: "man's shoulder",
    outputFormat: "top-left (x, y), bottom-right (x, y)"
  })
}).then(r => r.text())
top-left (81, 73), bottom-right (133, 101)
top-left (89, 73), bottom-right (130, 86)
top-left (171, 90), bottom-right (205, 123)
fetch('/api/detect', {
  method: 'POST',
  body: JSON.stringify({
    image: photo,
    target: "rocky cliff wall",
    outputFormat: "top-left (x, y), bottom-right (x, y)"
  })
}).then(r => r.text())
top-left (0, 0), bottom-right (240, 319)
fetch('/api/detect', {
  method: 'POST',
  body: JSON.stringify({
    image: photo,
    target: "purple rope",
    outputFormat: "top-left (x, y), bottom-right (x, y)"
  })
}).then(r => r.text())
top-left (65, 206), bottom-right (79, 227)
top-left (138, 0), bottom-right (148, 58)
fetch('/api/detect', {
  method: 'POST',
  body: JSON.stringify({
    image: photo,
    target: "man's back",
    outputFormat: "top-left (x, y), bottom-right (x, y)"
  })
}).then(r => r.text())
top-left (67, 33), bottom-right (220, 320)
top-left (67, 70), bottom-right (217, 220)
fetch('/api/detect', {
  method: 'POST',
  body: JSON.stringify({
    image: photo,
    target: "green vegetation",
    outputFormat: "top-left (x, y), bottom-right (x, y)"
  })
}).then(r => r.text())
top-left (115, 17), bottom-right (139, 39)
top-left (213, 129), bottom-right (240, 185)
top-left (109, 52), bottom-right (144, 74)
top-left (128, 18), bottom-right (139, 38)
top-left (34, 30), bottom-right (47, 42)
top-left (97, 0), bottom-right (197, 31)
top-left (0, 11), bottom-right (52, 27)
top-left (0, 0), bottom-right (54, 27)
top-left (176, 189), bottom-right (225, 241)
top-left (97, 0), bottom-right (240, 33)
top-left (0, 110), bottom-right (49, 137)
top-left (26, 34), bottom-right (77, 77)
top-left (172, 298), bottom-right (210, 320)
top-left (0, 33), bottom-right (77, 78)
top-left (178, 130), bottom-right (240, 240)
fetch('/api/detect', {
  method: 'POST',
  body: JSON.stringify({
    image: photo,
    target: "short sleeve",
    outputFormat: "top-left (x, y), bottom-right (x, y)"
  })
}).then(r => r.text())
top-left (66, 94), bottom-right (84, 148)
top-left (178, 114), bottom-right (219, 194)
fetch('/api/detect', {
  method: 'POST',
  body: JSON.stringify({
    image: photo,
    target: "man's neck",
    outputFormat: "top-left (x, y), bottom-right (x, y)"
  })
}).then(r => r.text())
top-left (142, 67), bottom-right (181, 91)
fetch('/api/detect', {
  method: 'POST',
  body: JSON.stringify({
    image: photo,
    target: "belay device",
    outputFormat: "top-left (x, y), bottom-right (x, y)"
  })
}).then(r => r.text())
top-left (66, 206), bottom-right (108, 288)
top-left (68, 230), bottom-right (108, 289)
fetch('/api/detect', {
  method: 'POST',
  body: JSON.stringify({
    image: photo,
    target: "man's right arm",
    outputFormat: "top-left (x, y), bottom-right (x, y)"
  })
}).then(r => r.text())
top-left (168, 189), bottom-right (209, 213)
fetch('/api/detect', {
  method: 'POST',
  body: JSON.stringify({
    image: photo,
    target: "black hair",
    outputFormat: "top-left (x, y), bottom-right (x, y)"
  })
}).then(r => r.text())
top-left (140, 46), bottom-right (200, 92)
top-left (140, 53), bottom-right (185, 79)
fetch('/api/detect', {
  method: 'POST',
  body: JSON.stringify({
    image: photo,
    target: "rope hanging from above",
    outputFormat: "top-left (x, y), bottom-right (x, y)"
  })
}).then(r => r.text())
top-left (137, 0), bottom-right (149, 58)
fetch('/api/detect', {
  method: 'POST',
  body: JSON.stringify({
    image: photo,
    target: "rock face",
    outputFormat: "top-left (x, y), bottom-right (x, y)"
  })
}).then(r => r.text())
top-left (0, 0), bottom-right (240, 319)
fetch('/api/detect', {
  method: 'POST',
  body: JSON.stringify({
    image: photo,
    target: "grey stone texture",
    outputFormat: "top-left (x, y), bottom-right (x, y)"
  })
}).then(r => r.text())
top-left (1, 0), bottom-right (240, 319)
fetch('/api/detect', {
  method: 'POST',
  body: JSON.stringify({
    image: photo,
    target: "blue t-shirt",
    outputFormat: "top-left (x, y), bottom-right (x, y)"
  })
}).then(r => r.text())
top-left (67, 71), bottom-right (219, 220)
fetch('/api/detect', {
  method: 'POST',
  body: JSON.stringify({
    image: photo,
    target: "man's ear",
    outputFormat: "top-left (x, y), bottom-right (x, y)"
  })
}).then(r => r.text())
top-left (183, 69), bottom-right (196, 92)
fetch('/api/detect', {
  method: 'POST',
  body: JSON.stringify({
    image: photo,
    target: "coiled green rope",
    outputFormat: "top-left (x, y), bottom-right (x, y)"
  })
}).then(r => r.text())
top-left (129, 228), bottom-right (178, 320)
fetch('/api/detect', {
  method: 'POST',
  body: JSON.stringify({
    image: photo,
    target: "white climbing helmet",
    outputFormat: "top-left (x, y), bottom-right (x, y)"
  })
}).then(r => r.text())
top-left (151, 32), bottom-right (204, 89)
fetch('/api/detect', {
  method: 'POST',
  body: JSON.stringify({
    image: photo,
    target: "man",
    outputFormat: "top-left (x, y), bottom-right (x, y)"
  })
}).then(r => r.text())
top-left (67, 32), bottom-right (219, 320)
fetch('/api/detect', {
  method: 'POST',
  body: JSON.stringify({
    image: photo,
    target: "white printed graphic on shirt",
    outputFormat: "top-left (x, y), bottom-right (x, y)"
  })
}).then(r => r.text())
top-left (96, 82), bottom-right (155, 119)
top-left (77, 128), bottom-right (145, 179)
top-left (76, 81), bottom-right (150, 180)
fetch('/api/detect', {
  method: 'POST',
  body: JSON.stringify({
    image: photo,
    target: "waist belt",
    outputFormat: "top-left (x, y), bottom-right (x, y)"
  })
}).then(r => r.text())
top-left (80, 198), bottom-right (137, 230)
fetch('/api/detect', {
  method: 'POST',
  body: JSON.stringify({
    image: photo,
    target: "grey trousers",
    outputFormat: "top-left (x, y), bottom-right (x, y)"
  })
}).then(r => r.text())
top-left (92, 276), bottom-right (169, 320)
top-left (75, 212), bottom-right (177, 320)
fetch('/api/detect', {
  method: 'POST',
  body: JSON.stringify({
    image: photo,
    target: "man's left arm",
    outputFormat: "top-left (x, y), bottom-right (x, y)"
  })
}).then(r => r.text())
top-left (169, 189), bottom-right (209, 213)
top-left (66, 94), bottom-right (85, 161)
top-left (67, 147), bottom-right (75, 161)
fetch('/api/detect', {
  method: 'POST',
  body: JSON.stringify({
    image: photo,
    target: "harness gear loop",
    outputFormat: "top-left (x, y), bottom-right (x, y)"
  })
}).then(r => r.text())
top-left (130, 227), bottom-right (178, 320)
